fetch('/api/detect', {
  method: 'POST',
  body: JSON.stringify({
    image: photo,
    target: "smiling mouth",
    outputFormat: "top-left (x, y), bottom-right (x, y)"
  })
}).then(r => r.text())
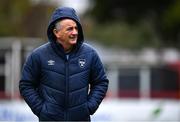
top-left (70, 36), bottom-right (77, 40)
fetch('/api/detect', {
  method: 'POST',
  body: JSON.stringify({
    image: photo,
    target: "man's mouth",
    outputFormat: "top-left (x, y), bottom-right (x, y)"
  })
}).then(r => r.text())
top-left (69, 36), bottom-right (77, 40)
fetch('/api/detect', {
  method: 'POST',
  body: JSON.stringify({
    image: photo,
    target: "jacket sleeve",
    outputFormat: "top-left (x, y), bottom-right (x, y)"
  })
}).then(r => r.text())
top-left (19, 52), bottom-right (43, 116)
top-left (88, 50), bottom-right (109, 115)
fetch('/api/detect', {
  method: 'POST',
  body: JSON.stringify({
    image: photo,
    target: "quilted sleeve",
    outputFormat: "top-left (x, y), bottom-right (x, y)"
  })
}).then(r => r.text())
top-left (19, 52), bottom-right (44, 116)
top-left (88, 50), bottom-right (109, 115)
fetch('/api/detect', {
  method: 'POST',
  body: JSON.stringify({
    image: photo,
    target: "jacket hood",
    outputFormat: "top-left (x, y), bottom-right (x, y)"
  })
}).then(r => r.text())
top-left (47, 7), bottom-right (84, 45)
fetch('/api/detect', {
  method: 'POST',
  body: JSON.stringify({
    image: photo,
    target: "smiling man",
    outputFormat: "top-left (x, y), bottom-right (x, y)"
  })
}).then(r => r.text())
top-left (19, 7), bottom-right (109, 121)
top-left (53, 19), bottom-right (78, 53)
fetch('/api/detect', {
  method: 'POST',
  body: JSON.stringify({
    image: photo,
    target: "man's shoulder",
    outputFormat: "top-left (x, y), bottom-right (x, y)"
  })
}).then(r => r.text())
top-left (28, 42), bottom-right (51, 59)
top-left (32, 42), bottom-right (50, 54)
top-left (81, 43), bottom-right (96, 53)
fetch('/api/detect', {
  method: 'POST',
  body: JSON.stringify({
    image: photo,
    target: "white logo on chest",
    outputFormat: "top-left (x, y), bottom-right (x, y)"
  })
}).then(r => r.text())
top-left (48, 60), bottom-right (55, 65)
top-left (79, 59), bottom-right (86, 68)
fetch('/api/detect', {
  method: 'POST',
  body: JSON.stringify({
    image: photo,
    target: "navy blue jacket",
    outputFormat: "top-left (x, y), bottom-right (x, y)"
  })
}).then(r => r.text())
top-left (19, 7), bottom-right (109, 121)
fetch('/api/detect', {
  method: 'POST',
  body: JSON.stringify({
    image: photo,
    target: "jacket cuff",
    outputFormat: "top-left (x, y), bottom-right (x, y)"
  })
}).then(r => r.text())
top-left (87, 101), bottom-right (99, 115)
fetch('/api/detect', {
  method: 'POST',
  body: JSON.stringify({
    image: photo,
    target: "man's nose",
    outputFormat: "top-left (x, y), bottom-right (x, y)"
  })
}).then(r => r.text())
top-left (72, 28), bottom-right (78, 35)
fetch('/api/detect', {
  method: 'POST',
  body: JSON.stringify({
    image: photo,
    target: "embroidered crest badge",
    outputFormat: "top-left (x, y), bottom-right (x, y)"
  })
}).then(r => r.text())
top-left (79, 59), bottom-right (86, 68)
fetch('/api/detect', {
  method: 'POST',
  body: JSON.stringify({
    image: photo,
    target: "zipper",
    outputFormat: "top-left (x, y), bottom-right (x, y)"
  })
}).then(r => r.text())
top-left (64, 58), bottom-right (69, 120)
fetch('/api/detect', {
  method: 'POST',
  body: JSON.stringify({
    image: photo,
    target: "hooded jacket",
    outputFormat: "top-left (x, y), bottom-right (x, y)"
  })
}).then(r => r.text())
top-left (19, 7), bottom-right (109, 121)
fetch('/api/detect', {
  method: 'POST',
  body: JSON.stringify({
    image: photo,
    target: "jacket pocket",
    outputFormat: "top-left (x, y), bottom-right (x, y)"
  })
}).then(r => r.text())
top-left (39, 101), bottom-right (64, 121)
top-left (68, 103), bottom-right (90, 121)
top-left (85, 102), bottom-right (90, 116)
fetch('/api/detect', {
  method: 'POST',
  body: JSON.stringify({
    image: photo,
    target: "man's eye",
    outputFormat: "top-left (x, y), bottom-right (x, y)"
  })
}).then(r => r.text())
top-left (67, 27), bottom-right (73, 31)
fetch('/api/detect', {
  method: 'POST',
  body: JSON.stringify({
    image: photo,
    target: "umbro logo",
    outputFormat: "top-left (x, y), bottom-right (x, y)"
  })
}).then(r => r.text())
top-left (48, 60), bottom-right (55, 65)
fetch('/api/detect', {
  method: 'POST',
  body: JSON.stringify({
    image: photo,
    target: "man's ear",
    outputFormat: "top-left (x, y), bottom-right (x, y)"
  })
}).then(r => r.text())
top-left (53, 29), bottom-right (59, 38)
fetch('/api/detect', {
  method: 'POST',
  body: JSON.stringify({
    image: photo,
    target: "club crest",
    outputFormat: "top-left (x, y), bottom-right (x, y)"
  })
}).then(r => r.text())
top-left (79, 59), bottom-right (86, 68)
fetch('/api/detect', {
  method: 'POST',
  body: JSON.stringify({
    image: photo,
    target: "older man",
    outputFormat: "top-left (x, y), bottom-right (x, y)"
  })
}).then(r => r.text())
top-left (19, 7), bottom-right (109, 121)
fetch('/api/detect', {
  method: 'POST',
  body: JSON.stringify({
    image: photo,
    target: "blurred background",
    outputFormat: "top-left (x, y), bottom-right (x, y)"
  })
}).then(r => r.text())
top-left (0, 0), bottom-right (180, 121)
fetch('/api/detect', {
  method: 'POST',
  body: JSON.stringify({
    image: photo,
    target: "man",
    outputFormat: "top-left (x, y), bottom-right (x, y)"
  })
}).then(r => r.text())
top-left (19, 7), bottom-right (109, 121)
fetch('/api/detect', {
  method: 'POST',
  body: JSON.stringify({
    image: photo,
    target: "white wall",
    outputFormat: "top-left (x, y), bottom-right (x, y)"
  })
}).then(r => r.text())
top-left (0, 99), bottom-right (179, 121)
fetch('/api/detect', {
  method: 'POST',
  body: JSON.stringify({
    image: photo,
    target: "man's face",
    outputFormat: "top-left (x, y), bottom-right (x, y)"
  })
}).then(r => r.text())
top-left (53, 19), bottom-right (78, 51)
